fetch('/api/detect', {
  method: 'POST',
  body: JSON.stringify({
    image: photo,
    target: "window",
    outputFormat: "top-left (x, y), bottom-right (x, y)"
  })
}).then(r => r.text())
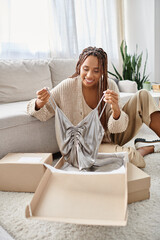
top-left (0, 0), bottom-right (123, 65)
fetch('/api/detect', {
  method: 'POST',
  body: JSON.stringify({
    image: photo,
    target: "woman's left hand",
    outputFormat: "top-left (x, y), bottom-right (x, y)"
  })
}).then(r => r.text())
top-left (103, 89), bottom-right (121, 120)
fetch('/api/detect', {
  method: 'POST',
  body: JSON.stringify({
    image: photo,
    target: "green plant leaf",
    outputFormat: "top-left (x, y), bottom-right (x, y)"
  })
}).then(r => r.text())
top-left (120, 40), bottom-right (125, 61)
top-left (112, 64), bottom-right (122, 80)
top-left (108, 71), bottom-right (120, 79)
top-left (107, 40), bottom-right (149, 87)
top-left (143, 50), bottom-right (148, 78)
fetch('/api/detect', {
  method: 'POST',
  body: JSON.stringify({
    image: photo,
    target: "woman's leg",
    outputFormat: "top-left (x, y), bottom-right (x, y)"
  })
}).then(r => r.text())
top-left (135, 111), bottom-right (160, 157)
top-left (137, 146), bottom-right (154, 157)
top-left (99, 143), bottom-right (145, 168)
top-left (111, 89), bottom-right (160, 161)
top-left (136, 96), bottom-right (160, 157)
top-left (149, 111), bottom-right (160, 137)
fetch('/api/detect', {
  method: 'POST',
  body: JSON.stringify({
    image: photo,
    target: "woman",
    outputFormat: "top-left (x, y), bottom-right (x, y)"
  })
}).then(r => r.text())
top-left (27, 46), bottom-right (160, 168)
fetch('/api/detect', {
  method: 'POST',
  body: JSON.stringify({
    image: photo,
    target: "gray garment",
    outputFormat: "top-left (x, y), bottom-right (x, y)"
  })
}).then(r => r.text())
top-left (60, 153), bottom-right (124, 172)
top-left (92, 153), bottom-right (124, 172)
top-left (47, 88), bottom-right (107, 170)
top-left (48, 89), bottom-right (124, 172)
top-left (48, 89), bottom-right (125, 171)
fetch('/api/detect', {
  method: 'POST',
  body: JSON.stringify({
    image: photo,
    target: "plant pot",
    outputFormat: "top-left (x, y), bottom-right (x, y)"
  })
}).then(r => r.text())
top-left (143, 82), bottom-right (151, 91)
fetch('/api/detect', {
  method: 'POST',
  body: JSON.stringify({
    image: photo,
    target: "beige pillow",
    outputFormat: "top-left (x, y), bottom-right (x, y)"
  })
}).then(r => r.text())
top-left (118, 80), bottom-right (138, 93)
top-left (0, 60), bottom-right (52, 103)
top-left (49, 59), bottom-right (77, 87)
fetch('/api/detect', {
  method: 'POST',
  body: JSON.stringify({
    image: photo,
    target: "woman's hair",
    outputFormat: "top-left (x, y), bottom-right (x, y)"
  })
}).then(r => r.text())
top-left (71, 46), bottom-right (108, 130)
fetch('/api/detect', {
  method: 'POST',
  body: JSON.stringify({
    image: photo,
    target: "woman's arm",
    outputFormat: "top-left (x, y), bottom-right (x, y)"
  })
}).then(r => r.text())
top-left (103, 89), bottom-right (120, 120)
top-left (104, 79), bottom-right (129, 133)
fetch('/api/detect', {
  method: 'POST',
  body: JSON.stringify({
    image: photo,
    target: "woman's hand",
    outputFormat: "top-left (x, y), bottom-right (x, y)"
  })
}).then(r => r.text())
top-left (103, 89), bottom-right (121, 120)
top-left (35, 88), bottom-right (50, 110)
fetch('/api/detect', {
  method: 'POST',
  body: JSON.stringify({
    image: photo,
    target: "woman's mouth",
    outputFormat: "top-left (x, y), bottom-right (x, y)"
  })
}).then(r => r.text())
top-left (85, 78), bottom-right (94, 84)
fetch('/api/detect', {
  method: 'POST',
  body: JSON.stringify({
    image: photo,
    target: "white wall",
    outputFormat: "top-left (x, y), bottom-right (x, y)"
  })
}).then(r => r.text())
top-left (124, 0), bottom-right (157, 83)
top-left (155, 0), bottom-right (160, 83)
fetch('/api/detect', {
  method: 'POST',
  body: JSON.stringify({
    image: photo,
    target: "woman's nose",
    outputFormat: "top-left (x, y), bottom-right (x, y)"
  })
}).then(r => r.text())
top-left (87, 70), bottom-right (93, 78)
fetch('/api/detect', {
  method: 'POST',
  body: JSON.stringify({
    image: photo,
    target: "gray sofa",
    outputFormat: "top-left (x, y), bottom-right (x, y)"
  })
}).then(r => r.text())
top-left (0, 59), bottom-right (77, 159)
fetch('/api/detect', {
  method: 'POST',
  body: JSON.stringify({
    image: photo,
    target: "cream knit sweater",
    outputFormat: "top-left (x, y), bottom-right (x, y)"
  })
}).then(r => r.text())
top-left (27, 76), bottom-right (129, 143)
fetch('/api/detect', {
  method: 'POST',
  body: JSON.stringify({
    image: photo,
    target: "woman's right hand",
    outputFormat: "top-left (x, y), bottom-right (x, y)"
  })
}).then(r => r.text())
top-left (35, 88), bottom-right (50, 110)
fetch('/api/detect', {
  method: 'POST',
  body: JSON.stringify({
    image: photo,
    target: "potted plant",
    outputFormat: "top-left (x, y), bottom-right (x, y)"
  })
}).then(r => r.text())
top-left (142, 80), bottom-right (151, 91)
top-left (108, 40), bottom-right (149, 90)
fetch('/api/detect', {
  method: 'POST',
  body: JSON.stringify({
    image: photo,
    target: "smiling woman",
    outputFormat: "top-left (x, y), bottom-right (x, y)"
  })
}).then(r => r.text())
top-left (27, 46), bottom-right (160, 170)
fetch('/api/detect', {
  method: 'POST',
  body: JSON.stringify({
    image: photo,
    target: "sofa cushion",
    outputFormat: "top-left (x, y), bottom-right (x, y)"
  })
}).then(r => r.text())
top-left (118, 80), bottom-right (138, 93)
top-left (0, 60), bottom-right (52, 103)
top-left (49, 59), bottom-right (77, 87)
top-left (0, 101), bottom-right (59, 159)
top-left (0, 101), bottom-right (38, 130)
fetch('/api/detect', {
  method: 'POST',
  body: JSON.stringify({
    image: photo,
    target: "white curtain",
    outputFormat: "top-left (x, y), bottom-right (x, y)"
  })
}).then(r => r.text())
top-left (73, 0), bottom-right (124, 65)
top-left (0, 0), bottom-right (124, 67)
top-left (0, 0), bottom-right (51, 59)
top-left (48, 0), bottom-right (78, 58)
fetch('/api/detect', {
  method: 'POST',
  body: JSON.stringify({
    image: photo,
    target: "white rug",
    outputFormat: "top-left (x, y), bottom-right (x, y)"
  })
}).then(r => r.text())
top-left (0, 124), bottom-right (160, 240)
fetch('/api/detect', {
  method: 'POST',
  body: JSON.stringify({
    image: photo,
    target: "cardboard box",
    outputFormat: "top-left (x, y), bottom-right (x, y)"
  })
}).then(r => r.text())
top-left (56, 158), bottom-right (151, 204)
top-left (152, 84), bottom-right (160, 92)
top-left (0, 153), bottom-right (53, 192)
top-left (127, 162), bottom-right (150, 204)
top-left (26, 153), bottom-right (128, 226)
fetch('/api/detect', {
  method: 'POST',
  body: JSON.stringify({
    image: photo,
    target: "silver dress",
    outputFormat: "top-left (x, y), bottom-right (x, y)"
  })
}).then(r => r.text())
top-left (47, 88), bottom-right (124, 171)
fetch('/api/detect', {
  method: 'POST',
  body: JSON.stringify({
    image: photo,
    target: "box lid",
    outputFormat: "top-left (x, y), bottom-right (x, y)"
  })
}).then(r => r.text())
top-left (0, 153), bottom-right (52, 164)
top-left (26, 158), bottom-right (128, 226)
top-left (127, 162), bottom-right (150, 194)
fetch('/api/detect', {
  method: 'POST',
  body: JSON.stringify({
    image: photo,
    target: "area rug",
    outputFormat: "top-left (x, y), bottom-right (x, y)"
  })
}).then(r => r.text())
top-left (0, 124), bottom-right (160, 240)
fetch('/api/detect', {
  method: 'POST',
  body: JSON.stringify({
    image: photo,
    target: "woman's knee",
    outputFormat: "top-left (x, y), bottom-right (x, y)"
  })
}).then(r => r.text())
top-left (137, 89), bottom-right (150, 101)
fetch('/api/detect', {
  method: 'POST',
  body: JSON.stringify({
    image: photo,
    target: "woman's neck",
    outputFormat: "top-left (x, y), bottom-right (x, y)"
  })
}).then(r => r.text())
top-left (82, 85), bottom-right (99, 109)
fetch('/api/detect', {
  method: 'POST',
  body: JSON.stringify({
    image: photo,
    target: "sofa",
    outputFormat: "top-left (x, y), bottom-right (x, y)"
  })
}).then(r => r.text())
top-left (0, 59), bottom-right (77, 159)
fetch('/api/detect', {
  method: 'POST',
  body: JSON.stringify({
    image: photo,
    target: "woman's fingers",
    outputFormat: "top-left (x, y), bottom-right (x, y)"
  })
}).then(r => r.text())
top-left (103, 89), bottom-right (119, 104)
top-left (103, 89), bottom-right (120, 119)
top-left (36, 88), bottom-right (50, 100)
top-left (36, 87), bottom-right (49, 95)
top-left (35, 88), bottom-right (50, 109)
top-left (103, 89), bottom-right (119, 98)
top-left (37, 92), bottom-right (49, 100)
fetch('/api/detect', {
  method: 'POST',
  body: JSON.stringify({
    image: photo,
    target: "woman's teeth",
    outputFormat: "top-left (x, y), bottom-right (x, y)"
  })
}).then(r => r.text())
top-left (85, 78), bottom-right (94, 83)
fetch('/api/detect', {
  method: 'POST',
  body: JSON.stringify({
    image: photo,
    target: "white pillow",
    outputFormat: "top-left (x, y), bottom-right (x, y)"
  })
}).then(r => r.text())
top-left (118, 80), bottom-right (138, 93)
top-left (0, 60), bottom-right (52, 103)
top-left (49, 59), bottom-right (77, 87)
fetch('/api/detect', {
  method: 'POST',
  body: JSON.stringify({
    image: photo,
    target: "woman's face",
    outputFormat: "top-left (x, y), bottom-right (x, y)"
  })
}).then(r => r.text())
top-left (80, 55), bottom-right (102, 89)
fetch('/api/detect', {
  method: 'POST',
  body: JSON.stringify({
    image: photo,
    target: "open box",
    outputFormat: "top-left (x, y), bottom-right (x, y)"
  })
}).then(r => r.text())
top-left (0, 153), bottom-right (53, 192)
top-left (26, 152), bottom-right (128, 226)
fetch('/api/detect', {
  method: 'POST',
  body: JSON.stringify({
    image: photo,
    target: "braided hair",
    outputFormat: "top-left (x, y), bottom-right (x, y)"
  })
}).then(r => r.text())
top-left (71, 46), bottom-right (108, 130)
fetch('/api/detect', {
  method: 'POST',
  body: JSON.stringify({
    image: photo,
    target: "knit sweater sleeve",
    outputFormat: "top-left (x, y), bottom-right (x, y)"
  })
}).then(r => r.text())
top-left (107, 79), bottom-right (129, 133)
top-left (27, 97), bottom-right (55, 122)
